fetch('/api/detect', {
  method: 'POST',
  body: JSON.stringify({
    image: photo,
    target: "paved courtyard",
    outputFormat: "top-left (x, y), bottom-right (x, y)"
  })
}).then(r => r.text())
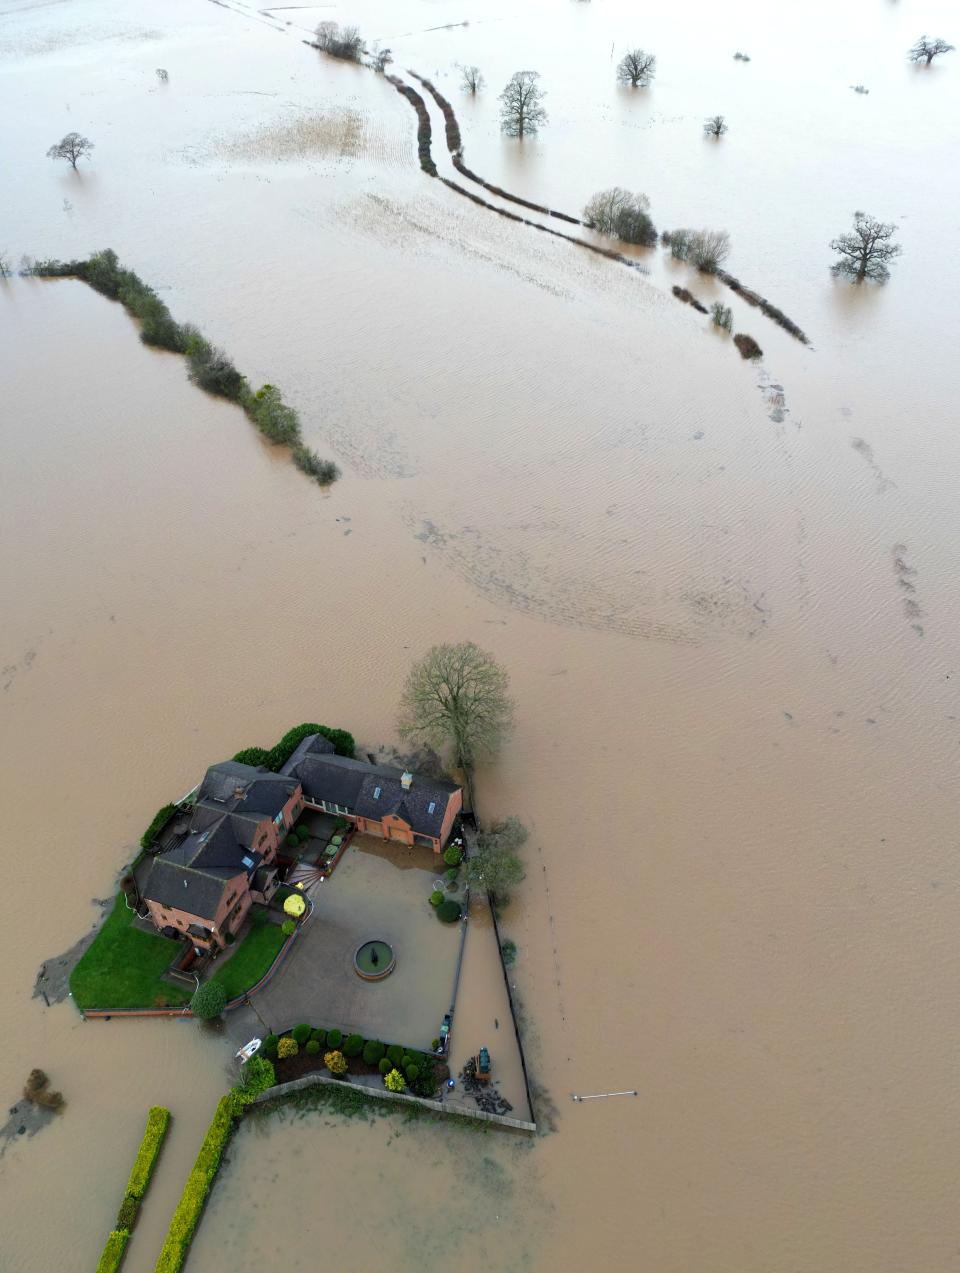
top-left (239, 835), bottom-right (461, 1049)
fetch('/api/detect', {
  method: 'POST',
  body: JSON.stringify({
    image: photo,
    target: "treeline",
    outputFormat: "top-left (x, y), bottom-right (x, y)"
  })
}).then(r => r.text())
top-left (26, 251), bottom-right (339, 486)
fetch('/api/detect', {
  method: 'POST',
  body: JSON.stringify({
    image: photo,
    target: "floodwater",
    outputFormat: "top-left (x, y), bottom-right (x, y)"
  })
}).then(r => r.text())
top-left (1, 0), bottom-right (959, 1270)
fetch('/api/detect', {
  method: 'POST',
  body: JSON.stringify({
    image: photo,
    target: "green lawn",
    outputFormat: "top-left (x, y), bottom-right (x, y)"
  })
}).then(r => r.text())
top-left (208, 920), bottom-right (286, 1000)
top-left (70, 894), bottom-right (191, 1011)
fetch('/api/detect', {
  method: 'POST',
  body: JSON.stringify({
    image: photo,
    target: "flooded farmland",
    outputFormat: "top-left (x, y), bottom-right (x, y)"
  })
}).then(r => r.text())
top-left (1, 0), bottom-right (959, 1270)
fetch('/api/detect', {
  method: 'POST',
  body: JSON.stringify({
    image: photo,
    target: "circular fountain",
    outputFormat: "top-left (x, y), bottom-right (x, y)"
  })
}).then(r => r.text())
top-left (354, 940), bottom-right (396, 981)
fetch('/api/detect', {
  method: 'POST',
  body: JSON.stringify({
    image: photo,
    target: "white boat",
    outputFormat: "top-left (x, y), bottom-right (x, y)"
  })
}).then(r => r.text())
top-left (235, 1037), bottom-right (262, 1063)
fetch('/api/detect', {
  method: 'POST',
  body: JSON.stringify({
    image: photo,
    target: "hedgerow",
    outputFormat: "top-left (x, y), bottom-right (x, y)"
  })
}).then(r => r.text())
top-left (126, 1106), bottom-right (171, 1198)
top-left (154, 1095), bottom-right (237, 1273)
top-left (95, 1230), bottom-right (129, 1273)
top-left (140, 803), bottom-right (176, 850)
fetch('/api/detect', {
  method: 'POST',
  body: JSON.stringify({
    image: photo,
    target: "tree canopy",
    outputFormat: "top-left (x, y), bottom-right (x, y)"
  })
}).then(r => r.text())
top-left (46, 132), bottom-right (94, 170)
top-left (397, 642), bottom-right (513, 806)
top-left (191, 981), bottom-right (227, 1020)
top-left (616, 48), bottom-right (656, 88)
top-left (499, 71), bottom-right (548, 137)
top-left (907, 36), bottom-right (954, 65)
top-left (583, 188), bottom-right (657, 246)
top-left (466, 817), bottom-right (528, 903)
top-left (830, 211), bottom-right (902, 282)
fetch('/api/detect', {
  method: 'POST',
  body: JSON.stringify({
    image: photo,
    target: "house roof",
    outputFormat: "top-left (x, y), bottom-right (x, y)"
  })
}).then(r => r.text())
top-left (279, 732), bottom-right (335, 777)
top-left (195, 761), bottom-right (297, 819)
top-left (143, 810), bottom-right (267, 920)
top-left (293, 749), bottom-right (459, 839)
top-left (143, 855), bottom-right (244, 921)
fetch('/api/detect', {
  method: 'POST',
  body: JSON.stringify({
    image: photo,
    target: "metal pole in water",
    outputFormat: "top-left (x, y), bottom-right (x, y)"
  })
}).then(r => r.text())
top-left (571, 1090), bottom-right (638, 1102)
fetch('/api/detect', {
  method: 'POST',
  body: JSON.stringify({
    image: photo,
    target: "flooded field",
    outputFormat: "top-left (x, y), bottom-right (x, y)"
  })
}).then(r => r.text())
top-left (1, 0), bottom-right (959, 1270)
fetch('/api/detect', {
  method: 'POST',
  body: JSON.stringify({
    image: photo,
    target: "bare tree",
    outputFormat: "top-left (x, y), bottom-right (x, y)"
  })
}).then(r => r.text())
top-left (908, 36), bottom-right (955, 65)
top-left (689, 229), bottom-right (731, 273)
top-left (830, 211), bottom-right (901, 282)
top-left (398, 642), bottom-right (514, 809)
top-left (315, 21), bottom-right (364, 61)
top-left (703, 114), bottom-right (728, 138)
top-left (583, 187), bottom-right (657, 245)
top-left (371, 44), bottom-right (392, 73)
top-left (662, 228), bottom-right (692, 260)
top-left (0, 253), bottom-right (12, 279)
top-left (460, 64), bottom-right (485, 93)
top-left (46, 132), bottom-right (94, 171)
top-left (616, 48), bottom-right (656, 87)
top-left (466, 817), bottom-right (528, 903)
top-left (155, 68), bottom-right (169, 82)
top-left (499, 71), bottom-right (547, 137)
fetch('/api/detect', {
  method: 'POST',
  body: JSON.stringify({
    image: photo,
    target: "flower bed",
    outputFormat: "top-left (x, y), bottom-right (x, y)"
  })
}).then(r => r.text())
top-left (264, 1026), bottom-right (448, 1097)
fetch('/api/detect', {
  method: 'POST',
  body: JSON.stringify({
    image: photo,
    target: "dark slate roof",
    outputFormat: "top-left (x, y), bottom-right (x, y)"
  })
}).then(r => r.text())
top-left (143, 810), bottom-right (266, 920)
top-left (194, 761), bottom-right (296, 820)
top-left (279, 732), bottom-right (335, 777)
top-left (354, 771), bottom-right (458, 838)
top-left (295, 753), bottom-right (458, 838)
top-left (143, 855), bottom-right (242, 921)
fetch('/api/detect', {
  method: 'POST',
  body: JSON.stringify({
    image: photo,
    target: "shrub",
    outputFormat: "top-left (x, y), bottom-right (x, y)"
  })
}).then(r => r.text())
top-left (401, 1054), bottom-right (413, 1070)
top-left (689, 229), bottom-right (731, 274)
top-left (96, 1230), bottom-right (130, 1273)
top-left (326, 1027), bottom-right (343, 1049)
top-left (185, 334), bottom-right (246, 402)
top-left (116, 1195), bottom-right (139, 1229)
top-left (500, 938), bottom-right (518, 966)
top-left (733, 333), bottom-right (763, 359)
top-left (231, 746), bottom-right (270, 766)
top-left (378, 1057), bottom-right (392, 1075)
top-left (262, 1034), bottom-right (279, 1058)
top-left (363, 1040), bottom-right (385, 1065)
top-left (309, 1028), bottom-right (326, 1045)
top-left (324, 1050), bottom-right (348, 1075)
top-left (126, 1106), bottom-right (171, 1198)
top-left (405, 1063), bottom-right (419, 1082)
top-left (343, 1033), bottom-right (364, 1058)
top-left (315, 21), bottom-right (364, 61)
top-left (277, 1037), bottom-right (299, 1059)
top-left (140, 802), bottom-right (177, 850)
top-left (190, 981), bottom-right (227, 1020)
top-left (154, 1095), bottom-right (236, 1273)
top-left (383, 1068), bottom-right (406, 1092)
top-left (444, 867), bottom-right (459, 883)
top-left (292, 444), bottom-right (340, 485)
top-left (246, 384), bottom-right (301, 446)
top-left (711, 302), bottom-right (733, 331)
top-left (286, 830), bottom-right (300, 847)
top-left (305, 1039), bottom-right (320, 1055)
top-left (662, 228), bottom-right (692, 261)
top-left (386, 1044), bottom-right (404, 1067)
top-left (429, 890), bottom-right (444, 907)
top-left (442, 844), bottom-right (462, 867)
top-left (437, 899), bottom-right (462, 923)
top-left (431, 1038), bottom-right (441, 1051)
top-left (583, 188), bottom-right (657, 246)
top-left (292, 1023), bottom-right (311, 1045)
top-left (281, 919), bottom-right (296, 938)
top-left (231, 1056), bottom-right (276, 1112)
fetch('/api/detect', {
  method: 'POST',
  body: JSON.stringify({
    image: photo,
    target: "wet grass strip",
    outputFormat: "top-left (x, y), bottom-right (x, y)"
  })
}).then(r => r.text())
top-left (25, 251), bottom-right (340, 484)
top-left (96, 1106), bottom-right (171, 1273)
top-left (71, 895), bottom-right (191, 1012)
top-left (154, 1095), bottom-right (237, 1273)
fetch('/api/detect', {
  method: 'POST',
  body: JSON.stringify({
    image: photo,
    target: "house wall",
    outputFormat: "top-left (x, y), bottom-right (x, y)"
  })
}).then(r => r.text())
top-left (439, 789), bottom-right (463, 848)
top-left (253, 784), bottom-right (304, 860)
top-left (146, 870), bottom-right (248, 949)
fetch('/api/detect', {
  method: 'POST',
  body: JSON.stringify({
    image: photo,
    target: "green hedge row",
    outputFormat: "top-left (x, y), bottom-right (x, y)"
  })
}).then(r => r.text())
top-left (96, 1229), bottom-right (129, 1273)
top-left (231, 723), bottom-right (356, 773)
top-left (140, 803), bottom-right (176, 851)
top-left (154, 1095), bottom-right (237, 1273)
top-left (28, 251), bottom-right (339, 486)
top-left (95, 1106), bottom-right (171, 1273)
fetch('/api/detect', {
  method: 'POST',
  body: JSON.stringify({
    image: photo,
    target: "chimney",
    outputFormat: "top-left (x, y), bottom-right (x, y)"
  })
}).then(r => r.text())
top-left (401, 771), bottom-right (413, 790)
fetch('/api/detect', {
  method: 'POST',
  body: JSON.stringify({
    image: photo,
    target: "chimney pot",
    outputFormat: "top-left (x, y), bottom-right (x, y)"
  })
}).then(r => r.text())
top-left (401, 771), bottom-right (413, 790)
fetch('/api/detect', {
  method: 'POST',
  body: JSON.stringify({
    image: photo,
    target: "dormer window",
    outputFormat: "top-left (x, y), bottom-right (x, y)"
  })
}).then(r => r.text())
top-left (428, 801), bottom-right (436, 814)
top-left (373, 786), bottom-right (381, 799)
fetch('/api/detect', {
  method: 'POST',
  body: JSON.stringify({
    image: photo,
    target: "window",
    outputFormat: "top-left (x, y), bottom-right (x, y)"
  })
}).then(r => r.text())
top-left (274, 812), bottom-right (284, 826)
top-left (225, 891), bottom-right (237, 906)
top-left (427, 801), bottom-right (436, 814)
top-left (373, 786), bottom-right (381, 800)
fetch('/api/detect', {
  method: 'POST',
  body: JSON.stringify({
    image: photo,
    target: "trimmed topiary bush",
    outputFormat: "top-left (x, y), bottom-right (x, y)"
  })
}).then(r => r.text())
top-left (401, 1054), bottom-right (413, 1070)
top-left (405, 1063), bottom-right (420, 1083)
top-left (324, 1050), bottom-right (348, 1076)
top-left (343, 1033), bottom-right (364, 1058)
top-left (437, 899), bottom-right (462, 923)
top-left (386, 1044), bottom-right (404, 1067)
top-left (286, 831), bottom-right (300, 847)
top-left (383, 1068), bottom-right (406, 1092)
top-left (305, 1039), bottom-right (320, 1055)
top-left (126, 1106), bottom-right (171, 1199)
top-left (190, 981), bottom-right (227, 1020)
top-left (429, 890), bottom-right (444, 907)
top-left (277, 1037), bottom-right (299, 1059)
top-left (262, 1034), bottom-right (279, 1058)
top-left (97, 1229), bottom-right (129, 1273)
top-left (442, 844), bottom-right (462, 867)
top-left (378, 1057), bottom-right (392, 1075)
top-left (281, 919), bottom-right (296, 938)
top-left (444, 867), bottom-right (459, 883)
top-left (733, 332), bottom-right (763, 360)
top-left (362, 1040), bottom-right (386, 1066)
top-left (116, 1195), bottom-right (139, 1230)
top-left (326, 1027), bottom-right (343, 1049)
top-left (292, 1023), bottom-right (311, 1045)
top-left (309, 1028), bottom-right (326, 1045)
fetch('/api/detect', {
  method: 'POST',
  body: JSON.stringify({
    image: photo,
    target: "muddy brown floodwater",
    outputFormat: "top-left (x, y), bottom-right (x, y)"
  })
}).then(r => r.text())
top-left (2, 0), bottom-right (959, 1270)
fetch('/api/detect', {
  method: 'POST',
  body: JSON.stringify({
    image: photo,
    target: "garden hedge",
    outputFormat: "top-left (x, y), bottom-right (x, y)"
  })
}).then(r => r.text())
top-left (266, 723), bottom-right (356, 771)
top-left (140, 803), bottom-right (176, 851)
top-left (437, 899), bottom-right (462, 923)
top-left (362, 1040), bottom-right (385, 1065)
top-left (386, 1044), bottom-right (404, 1067)
top-left (154, 1095), bottom-right (237, 1273)
top-left (326, 1028), bottom-right (343, 1049)
top-left (342, 1033), bottom-right (364, 1058)
top-left (126, 1106), bottom-right (171, 1198)
top-left (291, 1023), bottom-right (311, 1045)
top-left (95, 1230), bottom-right (129, 1273)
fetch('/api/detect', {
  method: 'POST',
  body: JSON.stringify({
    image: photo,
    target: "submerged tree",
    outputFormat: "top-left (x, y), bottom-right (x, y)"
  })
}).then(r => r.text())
top-left (583, 187), bottom-right (657, 245)
top-left (371, 44), bottom-right (393, 73)
top-left (498, 71), bottom-right (547, 137)
top-left (466, 817), bottom-right (528, 903)
top-left (703, 114), bottom-right (728, 138)
top-left (397, 642), bottom-right (514, 808)
top-left (830, 211), bottom-right (902, 282)
top-left (616, 48), bottom-right (656, 87)
top-left (191, 981), bottom-right (227, 1021)
top-left (46, 132), bottom-right (94, 171)
top-left (907, 36), bottom-right (955, 66)
top-left (689, 229), bottom-right (731, 273)
top-left (315, 21), bottom-right (364, 61)
top-left (460, 64), bottom-right (485, 93)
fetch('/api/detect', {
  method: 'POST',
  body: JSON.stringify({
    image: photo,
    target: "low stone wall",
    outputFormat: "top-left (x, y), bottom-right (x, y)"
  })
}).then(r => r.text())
top-left (254, 1072), bottom-right (537, 1133)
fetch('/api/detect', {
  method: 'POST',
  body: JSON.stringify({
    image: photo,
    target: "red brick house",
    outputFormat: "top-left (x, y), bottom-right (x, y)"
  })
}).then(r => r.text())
top-left (142, 738), bottom-right (461, 950)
